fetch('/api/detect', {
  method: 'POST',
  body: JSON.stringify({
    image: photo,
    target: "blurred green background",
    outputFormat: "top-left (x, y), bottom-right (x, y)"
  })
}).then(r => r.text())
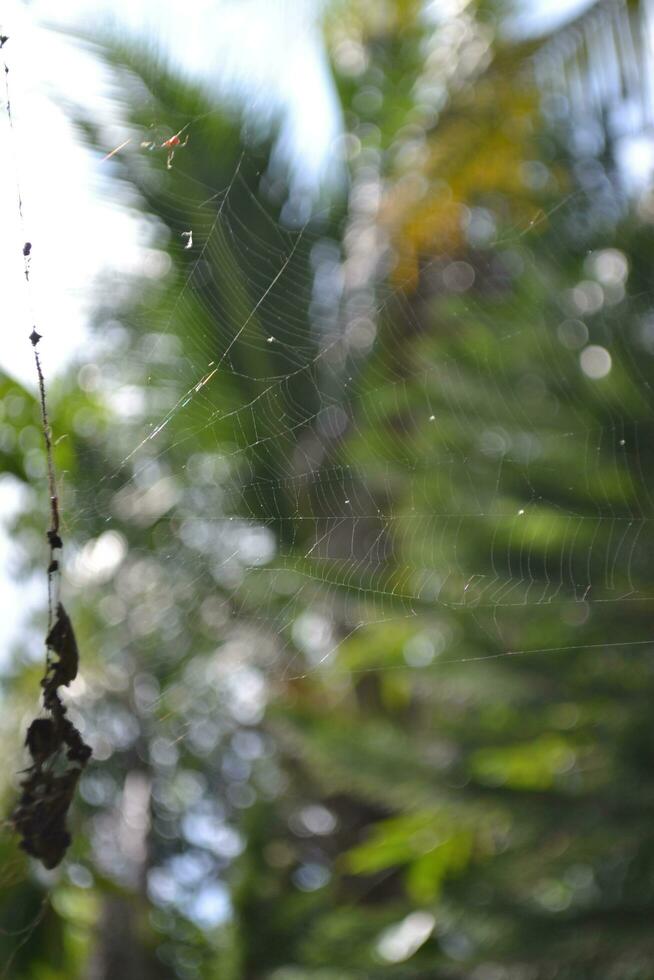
top-left (3, 1), bottom-right (654, 977)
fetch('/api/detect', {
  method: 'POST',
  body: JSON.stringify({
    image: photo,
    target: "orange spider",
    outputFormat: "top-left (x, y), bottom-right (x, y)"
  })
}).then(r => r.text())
top-left (161, 128), bottom-right (189, 169)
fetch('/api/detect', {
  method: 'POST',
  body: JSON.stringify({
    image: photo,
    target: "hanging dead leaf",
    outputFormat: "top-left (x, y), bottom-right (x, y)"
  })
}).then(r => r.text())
top-left (25, 718), bottom-right (58, 764)
top-left (46, 603), bottom-right (78, 686)
top-left (13, 769), bottom-right (80, 869)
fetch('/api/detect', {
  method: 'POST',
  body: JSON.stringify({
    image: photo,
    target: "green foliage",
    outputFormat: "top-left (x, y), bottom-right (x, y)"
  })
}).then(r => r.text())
top-left (345, 809), bottom-right (476, 901)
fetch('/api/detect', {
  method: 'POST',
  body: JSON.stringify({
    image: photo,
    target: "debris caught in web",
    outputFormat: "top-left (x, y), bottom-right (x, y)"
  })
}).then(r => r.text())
top-left (13, 604), bottom-right (92, 869)
top-left (100, 137), bottom-right (132, 163)
top-left (181, 230), bottom-right (193, 249)
top-left (22, 241), bottom-right (32, 280)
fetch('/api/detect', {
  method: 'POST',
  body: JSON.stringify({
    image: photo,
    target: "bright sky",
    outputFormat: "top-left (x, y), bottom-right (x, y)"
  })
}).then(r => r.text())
top-left (0, 0), bottom-right (338, 385)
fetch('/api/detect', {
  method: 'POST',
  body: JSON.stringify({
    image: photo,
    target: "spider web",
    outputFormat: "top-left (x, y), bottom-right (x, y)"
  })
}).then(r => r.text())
top-left (63, 113), bottom-right (654, 689)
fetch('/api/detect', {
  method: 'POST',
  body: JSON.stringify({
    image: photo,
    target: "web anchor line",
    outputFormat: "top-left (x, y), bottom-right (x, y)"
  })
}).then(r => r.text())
top-left (2, 34), bottom-right (92, 869)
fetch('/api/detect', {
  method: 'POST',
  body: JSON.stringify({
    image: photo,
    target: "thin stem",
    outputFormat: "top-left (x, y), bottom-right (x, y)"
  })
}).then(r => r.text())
top-left (2, 37), bottom-right (62, 624)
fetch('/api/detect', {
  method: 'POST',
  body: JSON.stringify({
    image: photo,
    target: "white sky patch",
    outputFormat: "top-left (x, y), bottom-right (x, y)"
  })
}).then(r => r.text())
top-left (616, 135), bottom-right (654, 193)
top-left (505, 0), bottom-right (596, 38)
top-left (376, 911), bottom-right (436, 963)
top-left (186, 881), bottom-right (231, 928)
top-left (69, 530), bottom-right (128, 586)
top-left (0, 477), bottom-right (41, 667)
top-left (0, 0), bottom-right (141, 387)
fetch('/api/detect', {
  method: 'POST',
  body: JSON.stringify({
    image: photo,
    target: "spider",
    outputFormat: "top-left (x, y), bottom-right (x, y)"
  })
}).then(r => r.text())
top-left (161, 128), bottom-right (190, 169)
top-left (139, 124), bottom-right (191, 168)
